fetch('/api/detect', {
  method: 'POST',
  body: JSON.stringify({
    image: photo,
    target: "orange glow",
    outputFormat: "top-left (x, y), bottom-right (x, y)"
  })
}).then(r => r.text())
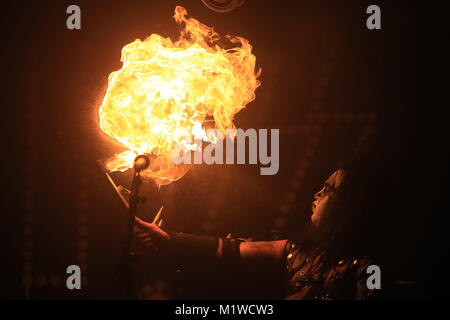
top-left (99, 6), bottom-right (260, 185)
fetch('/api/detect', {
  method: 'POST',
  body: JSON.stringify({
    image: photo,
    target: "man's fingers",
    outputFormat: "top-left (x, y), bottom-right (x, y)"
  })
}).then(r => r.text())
top-left (136, 217), bottom-right (155, 230)
top-left (133, 225), bottom-right (143, 233)
top-left (133, 227), bottom-right (148, 237)
top-left (135, 217), bottom-right (160, 234)
top-left (135, 216), bottom-right (154, 229)
top-left (142, 238), bottom-right (154, 247)
top-left (136, 233), bottom-right (151, 240)
top-left (141, 239), bottom-right (159, 252)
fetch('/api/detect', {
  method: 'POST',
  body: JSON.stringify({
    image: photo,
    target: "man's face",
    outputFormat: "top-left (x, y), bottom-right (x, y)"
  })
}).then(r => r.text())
top-left (311, 169), bottom-right (346, 229)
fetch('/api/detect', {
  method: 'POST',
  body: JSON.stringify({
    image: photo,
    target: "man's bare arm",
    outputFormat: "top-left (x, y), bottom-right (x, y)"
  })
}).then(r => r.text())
top-left (240, 240), bottom-right (287, 260)
top-left (239, 240), bottom-right (287, 275)
top-left (134, 218), bottom-right (287, 274)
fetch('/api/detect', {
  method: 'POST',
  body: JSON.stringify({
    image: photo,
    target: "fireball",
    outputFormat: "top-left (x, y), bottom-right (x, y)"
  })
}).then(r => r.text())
top-left (99, 6), bottom-right (260, 185)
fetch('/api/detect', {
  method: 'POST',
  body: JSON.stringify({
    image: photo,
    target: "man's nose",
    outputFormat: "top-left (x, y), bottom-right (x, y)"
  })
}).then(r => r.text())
top-left (314, 187), bottom-right (324, 199)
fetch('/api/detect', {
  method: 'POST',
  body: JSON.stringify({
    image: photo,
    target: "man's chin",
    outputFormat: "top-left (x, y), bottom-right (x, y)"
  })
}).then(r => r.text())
top-left (310, 215), bottom-right (319, 228)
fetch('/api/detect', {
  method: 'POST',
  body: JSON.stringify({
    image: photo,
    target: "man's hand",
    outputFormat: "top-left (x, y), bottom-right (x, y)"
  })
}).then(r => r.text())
top-left (133, 217), bottom-right (171, 252)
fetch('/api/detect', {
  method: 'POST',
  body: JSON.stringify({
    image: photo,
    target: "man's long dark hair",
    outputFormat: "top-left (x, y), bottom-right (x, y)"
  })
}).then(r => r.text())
top-left (294, 140), bottom-right (397, 264)
top-left (328, 143), bottom-right (394, 260)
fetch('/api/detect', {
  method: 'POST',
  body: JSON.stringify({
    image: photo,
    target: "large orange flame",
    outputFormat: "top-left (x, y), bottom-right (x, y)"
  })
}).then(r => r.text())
top-left (99, 6), bottom-right (260, 185)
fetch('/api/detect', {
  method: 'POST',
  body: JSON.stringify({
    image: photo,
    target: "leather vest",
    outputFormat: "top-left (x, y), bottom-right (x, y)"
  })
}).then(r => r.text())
top-left (284, 240), bottom-right (373, 300)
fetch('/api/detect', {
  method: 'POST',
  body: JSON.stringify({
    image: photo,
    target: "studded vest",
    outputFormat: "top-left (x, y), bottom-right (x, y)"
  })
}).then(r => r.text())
top-left (284, 240), bottom-right (373, 300)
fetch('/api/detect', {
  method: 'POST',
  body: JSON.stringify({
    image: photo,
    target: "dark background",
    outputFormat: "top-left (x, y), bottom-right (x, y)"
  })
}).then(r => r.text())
top-left (1, 0), bottom-right (445, 299)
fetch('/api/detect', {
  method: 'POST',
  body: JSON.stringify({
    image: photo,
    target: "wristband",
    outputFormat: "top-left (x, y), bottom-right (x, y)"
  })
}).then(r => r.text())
top-left (168, 231), bottom-right (218, 263)
top-left (220, 238), bottom-right (241, 265)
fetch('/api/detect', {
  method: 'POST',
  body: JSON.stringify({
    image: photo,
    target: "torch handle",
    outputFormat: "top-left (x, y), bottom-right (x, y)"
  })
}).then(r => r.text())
top-left (117, 154), bottom-right (149, 299)
top-left (126, 169), bottom-right (142, 246)
top-left (116, 167), bottom-right (142, 299)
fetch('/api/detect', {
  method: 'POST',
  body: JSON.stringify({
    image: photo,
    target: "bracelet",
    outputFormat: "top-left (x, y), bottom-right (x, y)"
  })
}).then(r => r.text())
top-left (220, 238), bottom-right (241, 265)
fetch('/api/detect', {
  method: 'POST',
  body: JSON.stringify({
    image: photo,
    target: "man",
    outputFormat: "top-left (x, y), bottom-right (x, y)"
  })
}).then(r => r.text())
top-left (134, 156), bottom-right (383, 299)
